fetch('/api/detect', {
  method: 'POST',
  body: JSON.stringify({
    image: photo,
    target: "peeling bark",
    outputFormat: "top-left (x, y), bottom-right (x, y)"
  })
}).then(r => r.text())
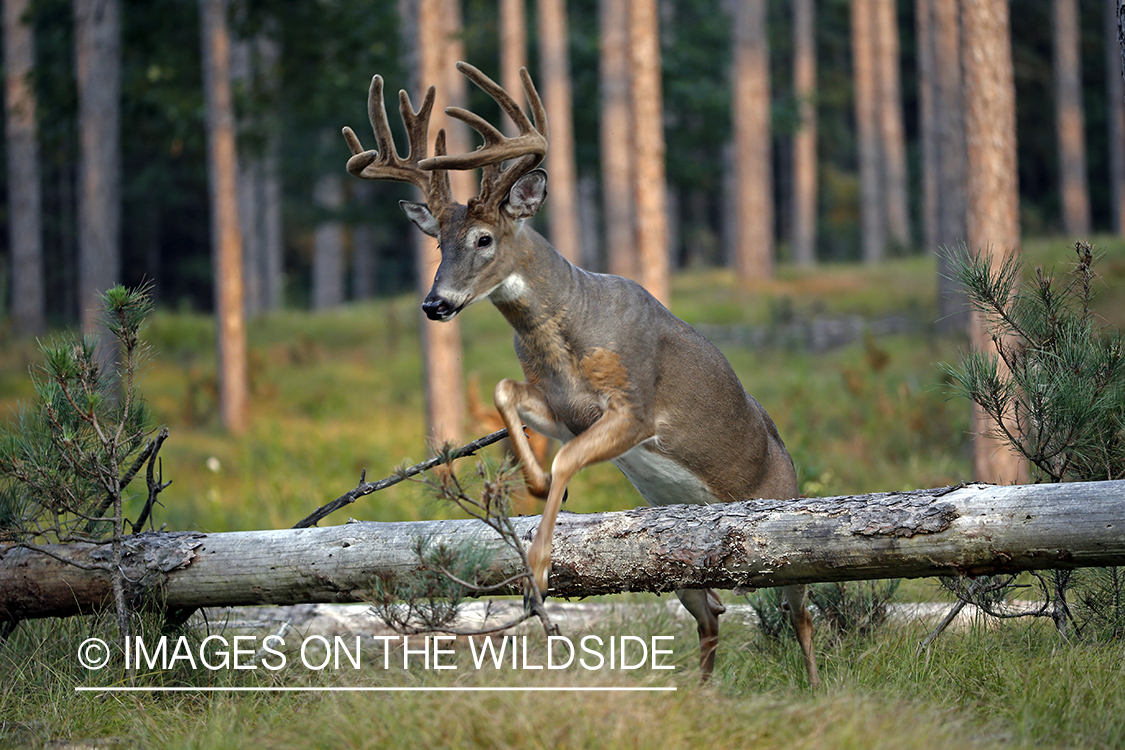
top-left (2, 481), bottom-right (1124, 622)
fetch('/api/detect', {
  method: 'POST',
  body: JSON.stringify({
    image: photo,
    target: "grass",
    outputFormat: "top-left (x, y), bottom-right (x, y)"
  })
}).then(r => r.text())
top-left (3, 607), bottom-right (1124, 748)
top-left (2, 234), bottom-right (1124, 748)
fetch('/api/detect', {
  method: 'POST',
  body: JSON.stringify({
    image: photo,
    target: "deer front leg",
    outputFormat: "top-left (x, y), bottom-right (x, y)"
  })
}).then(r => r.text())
top-left (493, 379), bottom-right (557, 498)
top-left (525, 404), bottom-right (651, 595)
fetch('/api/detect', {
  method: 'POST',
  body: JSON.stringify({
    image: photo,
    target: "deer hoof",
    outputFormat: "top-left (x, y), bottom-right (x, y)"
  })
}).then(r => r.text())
top-left (522, 567), bottom-right (551, 610)
top-left (523, 586), bottom-right (549, 612)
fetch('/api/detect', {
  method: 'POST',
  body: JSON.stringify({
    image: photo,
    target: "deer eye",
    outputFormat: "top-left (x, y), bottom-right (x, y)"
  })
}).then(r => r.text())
top-left (477, 234), bottom-right (493, 249)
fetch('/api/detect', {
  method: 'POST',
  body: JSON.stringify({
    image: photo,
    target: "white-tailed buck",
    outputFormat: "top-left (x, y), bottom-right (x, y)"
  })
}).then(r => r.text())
top-left (342, 62), bottom-right (818, 684)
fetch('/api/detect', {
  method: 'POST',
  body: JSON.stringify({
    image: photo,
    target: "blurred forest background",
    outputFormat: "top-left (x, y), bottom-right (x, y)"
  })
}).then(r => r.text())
top-left (1, 0), bottom-right (1124, 459)
top-left (3, 0), bottom-right (1121, 314)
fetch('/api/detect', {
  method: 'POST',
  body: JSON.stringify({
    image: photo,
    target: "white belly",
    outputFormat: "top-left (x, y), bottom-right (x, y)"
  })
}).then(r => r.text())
top-left (611, 439), bottom-right (716, 507)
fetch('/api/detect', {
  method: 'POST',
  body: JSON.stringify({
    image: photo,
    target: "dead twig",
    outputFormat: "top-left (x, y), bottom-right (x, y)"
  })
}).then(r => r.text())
top-left (292, 429), bottom-right (510, 529)
top-left (132, 427), bottom-right (172, 534)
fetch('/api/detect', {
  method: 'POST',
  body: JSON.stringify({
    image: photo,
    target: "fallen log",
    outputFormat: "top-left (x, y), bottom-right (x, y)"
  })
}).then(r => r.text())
top-left (2, 481), bottom-right (1124, 622)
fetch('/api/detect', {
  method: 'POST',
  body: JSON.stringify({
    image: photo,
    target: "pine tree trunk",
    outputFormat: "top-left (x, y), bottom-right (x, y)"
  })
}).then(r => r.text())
top-left (791, 0), bottom-right (817, 267)
top-left (74, 0), bottom-right (121, 332)
top-left (1053, 0), bottom-right (1089, 237)
top-left (872, 0), bottom-right (909, 250)
top-left (231, 34), bottom-right (257, 316)
top-left (961, 0), bottom-right (1026, 485)
top-left (4, 0), bottom-right (45, 335)
top-left (201, 0), bottom-right (249, 434)
top-left (537, 0), bottom-right (582, 267)
top-left (732, 0), bottom-right (774, 283)
top-left (350, 181), bottom-right (378, 301)
top-left (629, 0), bottom-right (669, 305)
top-left (925, 0), bottom-right (969, 332)
top-left (851, 0), bottom-right (883, 263)
top-left (599, 0), bottom-right (635, 279)
top-left (257, 34), bottom-right (284, 311)
top-left (414, 0), bottom-right (465, 445)
top-left (1053, 0), bottom-right (1090, 238)
top-left (1104, 0), bottom-right (1124, 235)
top-left (499, 0), bottom-right (527, 116)
top-left (311, 169), bottom-right (345, 310)
top-left (916, 0), bottom-right (938, 254)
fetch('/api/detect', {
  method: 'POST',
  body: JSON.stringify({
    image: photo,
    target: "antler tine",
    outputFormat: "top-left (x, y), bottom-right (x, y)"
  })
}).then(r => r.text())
top-left (399, 87), bottom-right (434, 164)
top-left (341, 76), bottom-right (442, 205)
top-left (454, 61), bottom-right (535, 143)
top-left (429, 128), bottom-right (453, 211)
top-left (519, 66), bottom-right (548, 144)
top-left (418, 62), bottom-right (547, 174)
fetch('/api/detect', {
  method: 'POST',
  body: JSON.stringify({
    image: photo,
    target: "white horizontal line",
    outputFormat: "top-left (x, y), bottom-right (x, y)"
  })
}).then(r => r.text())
top-left (76, 686), bottom-right (677, 693)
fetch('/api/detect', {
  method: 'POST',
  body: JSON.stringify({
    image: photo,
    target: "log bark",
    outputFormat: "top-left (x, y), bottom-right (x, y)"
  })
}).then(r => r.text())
top-left (3, 481), bottom-right (1125, 622)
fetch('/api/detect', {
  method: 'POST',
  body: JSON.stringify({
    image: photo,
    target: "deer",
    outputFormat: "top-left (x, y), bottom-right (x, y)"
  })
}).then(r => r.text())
top-left (341, 62), bottom-right (819, 685)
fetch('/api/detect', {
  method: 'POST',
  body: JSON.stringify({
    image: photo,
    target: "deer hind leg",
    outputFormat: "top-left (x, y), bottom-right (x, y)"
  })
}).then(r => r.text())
top-left (676, 588), bottom-right (726, 681)
top-left (781, 584), bottom-right (820, 687)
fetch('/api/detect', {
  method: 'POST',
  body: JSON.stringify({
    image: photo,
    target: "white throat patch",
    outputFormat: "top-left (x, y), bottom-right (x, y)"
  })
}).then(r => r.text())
top-left (489, 273), bottom-right (530, 303)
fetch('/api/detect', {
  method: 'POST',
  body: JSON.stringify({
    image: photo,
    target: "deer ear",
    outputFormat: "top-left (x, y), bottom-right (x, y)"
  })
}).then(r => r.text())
top-left (401, 200), bottom-right (440, 238)
top-left (503, 169), bottom-right (548, 220)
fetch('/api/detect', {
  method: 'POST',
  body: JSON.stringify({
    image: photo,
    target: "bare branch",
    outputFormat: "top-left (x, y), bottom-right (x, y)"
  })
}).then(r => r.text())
top-left (292, 429), bottom-right (510, 529)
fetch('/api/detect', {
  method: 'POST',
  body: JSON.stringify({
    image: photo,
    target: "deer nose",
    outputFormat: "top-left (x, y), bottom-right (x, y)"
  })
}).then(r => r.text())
top-left (422, 294), bottom-right (452, 321)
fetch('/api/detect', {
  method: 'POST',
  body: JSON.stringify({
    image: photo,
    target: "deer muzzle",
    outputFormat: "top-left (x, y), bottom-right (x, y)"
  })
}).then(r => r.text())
top-left (421, 291), bottom-right (461, 322)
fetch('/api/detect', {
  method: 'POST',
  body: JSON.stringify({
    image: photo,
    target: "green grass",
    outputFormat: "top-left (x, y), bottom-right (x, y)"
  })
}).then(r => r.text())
top-left (2, 234), bottom-right (1124, 748)
top-left (3, 608), bottom-right (1124, 748)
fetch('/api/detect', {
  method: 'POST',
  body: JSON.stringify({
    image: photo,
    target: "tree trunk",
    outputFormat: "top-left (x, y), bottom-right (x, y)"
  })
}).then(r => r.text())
top-left (732, 0), bottom-right (774, 284)
top-left (629, 0), bottom-right (669, 305)
top-left (74, 0), bottom-right (121, 332)
top-left (961, 0), bottom-right (1027, 485)
top-left (231, 33), bottom-right (262, 317)
top-left (537, 0), bottom-right (582, 267)
top-left (4, 0), bottom-right (45, 335)
top-left (201, 0), bottom-right (249, 434)
top-left (311, 168), bottom-right (345, 310)
top-left (599, 0), bottom-right (635, 280)
top-left (790, 0), bottom-right (817, 267)
top-left (872, 0), bottom-right (909, 250)
top-left (230, 29), bottom-right (282, 316)
top-left (257, 34), bottom-right (284, 311)
top-left (350, 181), bottom-right (378, 301)
top-left (5, 481), bottom-right (1125, 622)
top-left (851, 0), bottom-right (883, 264)
top-left (926, 0), bottom-right (969, 332)
top-left (1105, 0), bottom-right (1124, 235)
top-left (1053, 0), bottom-right (1090, 238)
top-left (236, 155), bottom-right (264, 316)
top-left (414, 0), bottom-right (465, 445)
top-left (916, 0), bottom-right (937, 255)
top-left (261, 138), bottom-right (284, 309)
top-left (499, 0), bottom-right (527, 117)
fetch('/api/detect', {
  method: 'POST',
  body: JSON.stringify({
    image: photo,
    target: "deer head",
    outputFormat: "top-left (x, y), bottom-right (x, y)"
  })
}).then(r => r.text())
top-left (342, 62), bottom-right (549, 322)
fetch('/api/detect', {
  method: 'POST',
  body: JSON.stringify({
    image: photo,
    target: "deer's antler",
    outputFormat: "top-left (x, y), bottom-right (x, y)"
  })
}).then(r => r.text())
top-left (341, 75), bottom-right (452, 214)
top-left (419, 62), bottom-right (548, 219)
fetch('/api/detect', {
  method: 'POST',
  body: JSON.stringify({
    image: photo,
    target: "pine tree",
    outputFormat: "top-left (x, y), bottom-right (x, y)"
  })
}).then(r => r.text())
top-left (941, 242), bottom-right (1125, 639)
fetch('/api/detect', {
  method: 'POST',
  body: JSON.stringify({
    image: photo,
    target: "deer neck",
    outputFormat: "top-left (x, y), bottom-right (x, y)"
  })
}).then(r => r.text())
top-left (488, 228), bottom-right (581, 336)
